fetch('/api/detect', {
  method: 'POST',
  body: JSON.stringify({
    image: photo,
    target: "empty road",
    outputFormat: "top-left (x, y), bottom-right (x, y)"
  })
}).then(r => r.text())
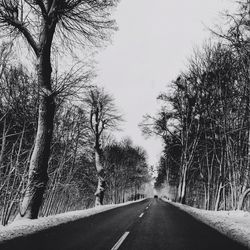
top-left (0, 199), bottom-right (247, 250)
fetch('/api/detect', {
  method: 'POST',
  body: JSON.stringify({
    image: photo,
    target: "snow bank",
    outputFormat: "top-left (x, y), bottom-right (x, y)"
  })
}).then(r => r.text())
top-left (0, 199), bottom-right (145, 242)
top-left (163, 199), bottom-right (250, 248)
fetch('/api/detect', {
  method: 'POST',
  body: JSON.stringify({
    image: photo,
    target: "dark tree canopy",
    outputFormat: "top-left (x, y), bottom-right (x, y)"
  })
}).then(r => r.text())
top-left (0, 0), bottom-right (118, 52)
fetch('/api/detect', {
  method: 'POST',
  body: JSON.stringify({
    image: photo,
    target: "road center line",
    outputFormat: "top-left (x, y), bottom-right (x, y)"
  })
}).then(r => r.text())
top-left (139, 212), bottom-right (144, 218)
top-left (111, 232), bottom-right (130, 250)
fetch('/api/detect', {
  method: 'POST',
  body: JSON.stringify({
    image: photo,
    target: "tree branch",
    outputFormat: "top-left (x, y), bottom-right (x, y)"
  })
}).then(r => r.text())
top-left (2, 15), bottom-right (39, 56)
top-left (25, 0), bottom-right (48, 20)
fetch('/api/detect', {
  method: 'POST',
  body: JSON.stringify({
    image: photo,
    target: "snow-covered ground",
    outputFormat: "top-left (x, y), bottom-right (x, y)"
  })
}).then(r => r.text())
top-left (0, 199), bottom-right (145, 243)
top-left (163, 198), bottom-right (250, 248)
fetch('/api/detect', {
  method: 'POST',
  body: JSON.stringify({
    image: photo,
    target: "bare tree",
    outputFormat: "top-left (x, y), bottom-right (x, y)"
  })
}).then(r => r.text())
top-left (0, 0), bottom-right (118, 219)
top-left (83, 87), bottom-right (122, 206)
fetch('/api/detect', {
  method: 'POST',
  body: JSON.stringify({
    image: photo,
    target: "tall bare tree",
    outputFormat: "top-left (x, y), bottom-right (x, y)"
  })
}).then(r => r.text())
top-left (83, 87), bottom-right (122, 206)
top-left (0, 0), bottom-right (117, 219)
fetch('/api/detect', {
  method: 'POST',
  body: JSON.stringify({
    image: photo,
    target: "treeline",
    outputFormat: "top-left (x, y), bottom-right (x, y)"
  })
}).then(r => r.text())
top-left (0, 1), bottom-right (150, 225)
top-left (0, 59), bottom-right (150, 225)
top-left (0, 0), bottom-right (118, 222)
top-left (141, 2), bottom-right (250, 211)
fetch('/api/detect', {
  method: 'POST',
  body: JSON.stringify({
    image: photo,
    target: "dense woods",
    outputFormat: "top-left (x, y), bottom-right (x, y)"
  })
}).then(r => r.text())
top-left (0, 58), bottom-right (150, 225)
top-left (0, 1), bottom-right (151, 225)
top-left (1, 0), bottom-right (249, 230)
top-left (141, 2), bottom-right (250, 211)
top-left (0, 0), bottom-right (123, 220)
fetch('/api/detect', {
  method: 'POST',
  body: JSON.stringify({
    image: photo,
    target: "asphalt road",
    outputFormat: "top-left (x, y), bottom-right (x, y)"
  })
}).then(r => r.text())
top-left (0, 198), bottom-right (248, 250)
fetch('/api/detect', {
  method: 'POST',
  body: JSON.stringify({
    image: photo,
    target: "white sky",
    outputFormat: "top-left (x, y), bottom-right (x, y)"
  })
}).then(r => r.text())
top-left (95, 0), bottom-right (237, 166)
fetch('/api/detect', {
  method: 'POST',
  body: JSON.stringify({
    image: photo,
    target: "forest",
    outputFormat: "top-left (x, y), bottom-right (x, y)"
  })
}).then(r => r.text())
top-left (141, 1), bottom-right (250, 211)
top-left (0, 1), bottom-right (150, 225)
top-left (0, 0), bottom-right (249, 229)
top-left (1, 1), bottom-right (250, 249)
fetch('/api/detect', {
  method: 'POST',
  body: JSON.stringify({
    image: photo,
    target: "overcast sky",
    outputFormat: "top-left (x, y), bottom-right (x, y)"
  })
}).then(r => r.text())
top-left (95, 0), bottom-right (237, 166)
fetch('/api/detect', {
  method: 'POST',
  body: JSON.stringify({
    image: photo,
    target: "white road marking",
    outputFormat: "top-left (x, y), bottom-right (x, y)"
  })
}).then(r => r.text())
top-left (111, 232), bottom-right (130, 250)
top-left (139, 212), bottom-right (144, 218)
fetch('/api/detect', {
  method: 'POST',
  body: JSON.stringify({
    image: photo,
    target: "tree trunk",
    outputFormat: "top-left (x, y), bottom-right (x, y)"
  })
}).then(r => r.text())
top-left (94, 149), bottom-right (105, 206)
top-left (178, 164), bottom-right (187, 204)
top-left (214, 182), bottom-right (223, 211)
top-left (180, 179), bottom-right (186, 204)
top-left (95, 175), bottom-right (105, 206)
top-left (0, 118), bottom-right (7, 168)
top-left (237, 188), bottom-right (250, 210)
top-left (16, 94), bottom-right (55, 219)
top-left (14, 16), bottom-right (57, 219)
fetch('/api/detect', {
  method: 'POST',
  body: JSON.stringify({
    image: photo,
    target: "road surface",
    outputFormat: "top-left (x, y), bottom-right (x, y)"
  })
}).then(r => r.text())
top-left (0, 199), bottom-right (247, 250)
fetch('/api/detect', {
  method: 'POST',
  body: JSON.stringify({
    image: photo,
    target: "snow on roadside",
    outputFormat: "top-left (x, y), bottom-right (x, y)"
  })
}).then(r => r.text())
top-left (162, 198), bottom-right (250, 248)
top-left (0, 199), bottom-right (145, 242)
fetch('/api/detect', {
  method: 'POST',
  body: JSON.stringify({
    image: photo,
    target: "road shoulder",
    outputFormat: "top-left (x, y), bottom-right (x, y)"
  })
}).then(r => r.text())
top-left (0, 199), bottom-right (146, 243)
top-left (162, 198), bottom-right (250, 248)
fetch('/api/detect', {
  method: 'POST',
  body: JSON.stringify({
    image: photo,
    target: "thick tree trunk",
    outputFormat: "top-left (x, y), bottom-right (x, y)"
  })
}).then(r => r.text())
top-left (16, 42), bottom-right (55, 219)
top-left (179, 180), bottom-right (186, 204)
top-left (16, 94), bottom-right (55, 219)
top-left (177, 180), bottom-right (186, 204)
top-left (95, 175), bottom-right (105, 206)
top-left (177, 164), bottom-right (187, 204)
top-left (94, 149), bottom-right (106, 206)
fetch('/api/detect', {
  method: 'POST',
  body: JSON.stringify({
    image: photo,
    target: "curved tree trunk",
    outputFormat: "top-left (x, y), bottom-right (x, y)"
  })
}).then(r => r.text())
top-left (237, 188), bottom-right (250, 210)
top-left (16, 28), bottom-right (56, 219)
top-left (16, 93), bottom-right (55, 219)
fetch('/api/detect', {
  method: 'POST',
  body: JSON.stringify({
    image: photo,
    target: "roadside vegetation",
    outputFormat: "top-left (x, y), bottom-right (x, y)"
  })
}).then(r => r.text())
top-left (0, 1), bottom-right (150, 226)
top-left (141, 1), bottom-right (250, 211)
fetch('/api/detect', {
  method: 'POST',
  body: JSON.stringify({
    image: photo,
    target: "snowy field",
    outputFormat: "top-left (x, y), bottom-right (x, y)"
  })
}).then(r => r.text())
top-left (0, 199), bottom-right (145, 243)
top-left (163, 199), bottom-right (250, 248)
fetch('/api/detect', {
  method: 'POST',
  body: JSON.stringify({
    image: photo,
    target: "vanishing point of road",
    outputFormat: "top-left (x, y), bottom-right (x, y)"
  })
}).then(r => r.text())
top-left (0, 199), bottom-right (247, 250)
